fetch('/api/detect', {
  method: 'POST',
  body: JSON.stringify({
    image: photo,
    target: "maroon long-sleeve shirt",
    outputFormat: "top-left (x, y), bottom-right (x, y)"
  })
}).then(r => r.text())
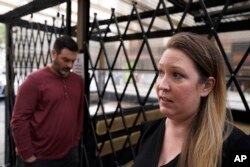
top-left (11, 67), bottom-right (84, 160)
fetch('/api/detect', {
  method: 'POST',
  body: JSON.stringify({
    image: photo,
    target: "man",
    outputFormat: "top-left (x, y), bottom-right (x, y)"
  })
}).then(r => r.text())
top-left (11, 35), bottom-right (84, 167)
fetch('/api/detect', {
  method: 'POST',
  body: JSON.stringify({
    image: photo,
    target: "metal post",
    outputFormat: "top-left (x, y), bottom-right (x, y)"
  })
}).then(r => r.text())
top-left (4, 23), bottom-right (16, 167)
top-left (66, 0), bottom-right (71, 36)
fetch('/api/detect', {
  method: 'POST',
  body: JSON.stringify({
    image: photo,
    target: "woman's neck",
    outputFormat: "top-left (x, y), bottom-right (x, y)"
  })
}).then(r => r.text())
top-left (158, 118), bottom-right (192, 166)
top-left (165, 118), bottom-right (193, 138)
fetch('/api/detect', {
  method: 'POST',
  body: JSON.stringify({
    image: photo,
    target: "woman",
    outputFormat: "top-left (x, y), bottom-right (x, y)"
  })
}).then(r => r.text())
top-left (134, 32), bottom-right (250, 167)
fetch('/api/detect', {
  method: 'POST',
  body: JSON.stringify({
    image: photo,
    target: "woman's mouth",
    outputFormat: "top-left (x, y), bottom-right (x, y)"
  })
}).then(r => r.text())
top-left (160, 97), bottom-right (173, 103)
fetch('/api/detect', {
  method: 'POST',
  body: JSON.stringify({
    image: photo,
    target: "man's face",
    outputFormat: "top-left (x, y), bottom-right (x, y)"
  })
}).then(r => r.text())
top-left (51, 48), bottom-right (77, 77)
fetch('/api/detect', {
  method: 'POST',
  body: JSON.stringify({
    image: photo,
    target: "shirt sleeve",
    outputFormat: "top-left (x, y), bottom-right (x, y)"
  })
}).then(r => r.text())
top-left (10, 75), bottom-right (38, 160)
top-left (74, 78), bottom-right (84, 145)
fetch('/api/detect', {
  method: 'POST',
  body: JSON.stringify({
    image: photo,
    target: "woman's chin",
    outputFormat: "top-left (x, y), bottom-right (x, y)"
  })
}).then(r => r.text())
top-left (159, 107), bottom-right (175, 117)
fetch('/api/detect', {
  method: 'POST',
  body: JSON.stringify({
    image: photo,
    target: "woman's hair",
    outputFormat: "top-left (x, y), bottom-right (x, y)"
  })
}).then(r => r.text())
top-left (165, 32), bottom-right (232, 167)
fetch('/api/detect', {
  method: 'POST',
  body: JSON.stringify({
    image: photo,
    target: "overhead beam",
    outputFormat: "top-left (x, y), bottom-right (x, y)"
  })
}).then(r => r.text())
top-left (168, 0), bottom-right (249, 10)
top-left (91, 0), bottom-right (249, 26)
top-left (194, 3), bottom-right (250, 22)
top-left (90, 19), bottom-right (250, 42)
top-left (0, 0), bottom-right (67, 23)
top-left (5, 18), bottom-right (76, 36)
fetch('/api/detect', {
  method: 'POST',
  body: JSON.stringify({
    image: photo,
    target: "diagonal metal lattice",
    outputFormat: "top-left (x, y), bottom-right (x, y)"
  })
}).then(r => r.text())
top-left (86, 0), bottom-right (250, 166)
top-left (4, 0), bottom-right (250, 167)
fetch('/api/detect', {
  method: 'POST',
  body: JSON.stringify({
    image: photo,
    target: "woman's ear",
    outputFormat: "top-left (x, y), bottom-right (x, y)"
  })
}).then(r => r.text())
top-left (201, 76), bottom-right (215, 97)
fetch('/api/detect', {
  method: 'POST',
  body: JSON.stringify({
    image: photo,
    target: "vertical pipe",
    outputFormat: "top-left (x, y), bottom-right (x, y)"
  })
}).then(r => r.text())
top-left (82, 0), bottom-right (90, 137)
top-left (4, 23), bottom-right (16, 167)
top-left (77, 0), bottom-right (90, 166)
top-left (66, 0), bottom-right (71, 36)
top-left (81, 0), bottom-right (90, 120)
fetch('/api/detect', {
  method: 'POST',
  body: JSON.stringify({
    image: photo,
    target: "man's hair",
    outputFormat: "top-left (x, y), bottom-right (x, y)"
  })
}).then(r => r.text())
top-left (53, 35), bottom-right (78, 53)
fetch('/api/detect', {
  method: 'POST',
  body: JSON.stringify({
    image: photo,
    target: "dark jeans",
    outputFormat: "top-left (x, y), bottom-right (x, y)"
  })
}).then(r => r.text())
top-left (16, 147), bottom-right (79, 167)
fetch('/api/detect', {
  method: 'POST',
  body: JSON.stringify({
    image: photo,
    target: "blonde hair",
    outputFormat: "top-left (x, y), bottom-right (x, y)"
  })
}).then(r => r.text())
top-left (165, 32), bottom-right (233, 167)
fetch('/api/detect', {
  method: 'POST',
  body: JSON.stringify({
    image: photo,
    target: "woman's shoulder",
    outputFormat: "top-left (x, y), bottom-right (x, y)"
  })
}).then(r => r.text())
top-left (134, 118), bottom-right (166, 165)
top-left (222, 126), bottom-right (250, 167)
top-left (137, 117), bottom-right (166, 146)
top-left (140, 118), bottom-right (165, 134)
top-left (224, 126), bottom-right (250, 150)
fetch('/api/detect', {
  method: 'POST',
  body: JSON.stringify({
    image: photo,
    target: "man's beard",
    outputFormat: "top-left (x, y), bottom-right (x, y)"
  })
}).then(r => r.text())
top-left (59, 68), bottom-right (71, 77)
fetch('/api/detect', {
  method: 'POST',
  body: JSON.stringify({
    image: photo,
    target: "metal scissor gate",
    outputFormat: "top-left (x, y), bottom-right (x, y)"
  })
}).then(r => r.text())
top-left (1, 0), bottom-right (250, 166)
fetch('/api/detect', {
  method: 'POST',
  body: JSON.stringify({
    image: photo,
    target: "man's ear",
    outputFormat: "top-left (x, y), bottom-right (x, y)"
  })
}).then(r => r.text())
top-left (201, 76), bottom-right (215, 97)
top-left (51, 49), bottom-right (57, 59)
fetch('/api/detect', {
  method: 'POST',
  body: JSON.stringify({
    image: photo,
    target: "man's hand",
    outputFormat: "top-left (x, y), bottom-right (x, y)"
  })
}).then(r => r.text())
top-left (24, 155), bottom-right (37, 163)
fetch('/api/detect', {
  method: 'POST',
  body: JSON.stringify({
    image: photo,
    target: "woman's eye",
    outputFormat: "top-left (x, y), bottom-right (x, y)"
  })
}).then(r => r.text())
top-left (173, 72), bottom-right (183, 79)
top-left (158, 70), bottom-right (164, 76)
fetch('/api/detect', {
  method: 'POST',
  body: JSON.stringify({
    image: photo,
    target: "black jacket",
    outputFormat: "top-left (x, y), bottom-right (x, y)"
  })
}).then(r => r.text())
top-left (134, 118), bottom-right (250, 167)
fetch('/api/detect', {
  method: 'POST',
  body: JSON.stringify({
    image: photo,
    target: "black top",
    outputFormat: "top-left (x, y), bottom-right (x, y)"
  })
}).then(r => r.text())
top-left (134, 118), bottom-right (250, 167)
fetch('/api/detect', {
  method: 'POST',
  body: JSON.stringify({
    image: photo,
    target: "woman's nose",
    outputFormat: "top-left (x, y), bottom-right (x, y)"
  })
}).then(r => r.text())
top-left (158, 76), bottom-right (170, 90)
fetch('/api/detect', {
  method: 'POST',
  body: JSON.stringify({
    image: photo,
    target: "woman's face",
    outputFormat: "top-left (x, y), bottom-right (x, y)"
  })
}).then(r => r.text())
top-left (156, 48), bottom-right (207, 122)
